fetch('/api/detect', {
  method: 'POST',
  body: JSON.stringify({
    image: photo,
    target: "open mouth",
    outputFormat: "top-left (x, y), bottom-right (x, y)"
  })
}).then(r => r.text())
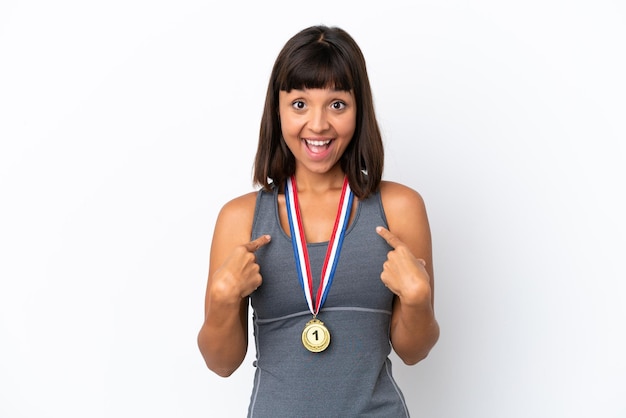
top-left (304, 138), bottom-right (332, 154)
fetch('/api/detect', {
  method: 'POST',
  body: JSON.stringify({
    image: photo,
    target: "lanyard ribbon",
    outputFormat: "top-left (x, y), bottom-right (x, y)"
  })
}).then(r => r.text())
top-left (285, 175), bottom-right (354, 317)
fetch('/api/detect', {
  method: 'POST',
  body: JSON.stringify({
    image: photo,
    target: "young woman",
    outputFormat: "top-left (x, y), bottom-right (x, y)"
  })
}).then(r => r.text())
top-left (198, 25), bottom-right (439, 417)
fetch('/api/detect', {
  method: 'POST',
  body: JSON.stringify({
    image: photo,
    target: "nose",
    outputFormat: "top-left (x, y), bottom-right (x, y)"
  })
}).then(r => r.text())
top-left (309, 107), bottom-right (330, 132)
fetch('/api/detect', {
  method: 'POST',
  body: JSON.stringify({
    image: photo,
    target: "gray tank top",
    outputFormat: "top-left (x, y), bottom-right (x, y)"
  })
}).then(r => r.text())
top-left (248, 186), bottom-right (410, 417)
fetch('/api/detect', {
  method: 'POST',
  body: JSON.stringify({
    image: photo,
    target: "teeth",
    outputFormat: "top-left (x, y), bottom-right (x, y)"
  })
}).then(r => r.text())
top-left (305, 139), bottom-right (331, 146)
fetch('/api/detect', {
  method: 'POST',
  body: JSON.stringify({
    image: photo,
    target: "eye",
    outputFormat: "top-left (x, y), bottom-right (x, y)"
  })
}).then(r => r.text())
top-left (331, 101), bottom-right (346, 110)
top-left (291, 100), bottom-right (306, 110)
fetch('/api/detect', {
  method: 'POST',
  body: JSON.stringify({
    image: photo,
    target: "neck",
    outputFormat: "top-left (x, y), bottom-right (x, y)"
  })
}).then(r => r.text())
top-left (293, 166), bottom-right (346, 194)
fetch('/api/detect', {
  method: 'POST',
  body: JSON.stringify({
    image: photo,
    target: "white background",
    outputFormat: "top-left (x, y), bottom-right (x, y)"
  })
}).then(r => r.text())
top-left (1, 1), bottom-right (625, 417)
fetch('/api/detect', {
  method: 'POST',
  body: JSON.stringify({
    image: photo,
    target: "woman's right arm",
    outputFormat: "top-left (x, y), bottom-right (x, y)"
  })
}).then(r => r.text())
top-left (197, 192), bottom-right (271, 377)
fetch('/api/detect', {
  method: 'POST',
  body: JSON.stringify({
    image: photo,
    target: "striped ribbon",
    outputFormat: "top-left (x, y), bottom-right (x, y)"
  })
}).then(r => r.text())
top-left (285, 175), bottom-right (354, 316)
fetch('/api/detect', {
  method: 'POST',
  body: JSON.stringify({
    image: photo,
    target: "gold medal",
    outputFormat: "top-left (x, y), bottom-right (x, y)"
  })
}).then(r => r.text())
top-left (286, 176), bottom-right (353, 353)
top-left (301, 318), bottom-right (331, 352)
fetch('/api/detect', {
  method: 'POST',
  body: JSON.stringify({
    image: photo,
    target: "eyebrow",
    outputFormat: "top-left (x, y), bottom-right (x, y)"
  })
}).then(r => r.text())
top-left (286, 88), bottom-right (352, 93)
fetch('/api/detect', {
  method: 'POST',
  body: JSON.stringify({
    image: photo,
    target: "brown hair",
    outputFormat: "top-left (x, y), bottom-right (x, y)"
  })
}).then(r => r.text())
top-left (253, 25), bottom-right (384, 199)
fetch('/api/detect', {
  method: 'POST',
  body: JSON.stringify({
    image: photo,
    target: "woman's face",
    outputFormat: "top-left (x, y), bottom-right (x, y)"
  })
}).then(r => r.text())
top-left (279, 87), bottom-right (356, 176)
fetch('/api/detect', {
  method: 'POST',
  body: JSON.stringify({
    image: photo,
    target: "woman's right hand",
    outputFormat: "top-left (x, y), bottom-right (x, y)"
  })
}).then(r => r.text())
top-left (209, 234), bottom-right (272, 303)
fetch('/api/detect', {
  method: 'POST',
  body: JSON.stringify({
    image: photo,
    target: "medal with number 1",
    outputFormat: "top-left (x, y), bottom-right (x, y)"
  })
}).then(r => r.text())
top-left (285, 175), bottom-right (353, 353)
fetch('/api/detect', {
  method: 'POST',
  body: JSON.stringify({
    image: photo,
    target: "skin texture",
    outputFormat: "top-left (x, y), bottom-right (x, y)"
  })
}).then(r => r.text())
top-left (278, 88), bottom-right (356, 182)
top-left (377, 181), bottom-right (439, 364)
top-left (197, 87), bottom-right (439, 376)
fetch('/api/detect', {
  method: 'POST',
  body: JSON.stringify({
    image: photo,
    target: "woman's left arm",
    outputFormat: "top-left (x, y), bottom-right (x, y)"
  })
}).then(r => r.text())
top-left (378, 181), bottom-right (440, 365)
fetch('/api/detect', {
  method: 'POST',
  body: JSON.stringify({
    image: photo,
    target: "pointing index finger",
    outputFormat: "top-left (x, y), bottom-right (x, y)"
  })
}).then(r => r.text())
top-left (244, 234), bottom-right (271, 252)
top-left (376, 226), bottom-right (402, 249)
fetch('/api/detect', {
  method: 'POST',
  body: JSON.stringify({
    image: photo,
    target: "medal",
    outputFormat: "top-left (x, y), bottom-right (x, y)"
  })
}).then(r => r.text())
top-left (302, 318), bottom-right (331, 352)
top-left (285, 175), bottom-right (354, 353)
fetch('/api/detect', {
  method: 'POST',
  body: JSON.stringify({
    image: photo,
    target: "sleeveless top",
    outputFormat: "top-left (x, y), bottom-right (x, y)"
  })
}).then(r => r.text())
top-left (248, 186), bottom-right (410, 417)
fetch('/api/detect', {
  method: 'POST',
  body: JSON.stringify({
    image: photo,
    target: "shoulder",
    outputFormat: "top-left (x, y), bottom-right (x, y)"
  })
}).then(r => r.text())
top-left (379, 181), bottom-right (431, 255)
top-left (218, 191), bottom-right (259, 219)
top-left (379, 181), bottom-right (427, 218)
top-left (214, 191), bottom-right (259, 242)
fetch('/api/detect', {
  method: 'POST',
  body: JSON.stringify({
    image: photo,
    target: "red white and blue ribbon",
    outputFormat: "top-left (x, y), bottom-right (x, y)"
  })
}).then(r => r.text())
top-left (285, 175), bottom-right (354, 316)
